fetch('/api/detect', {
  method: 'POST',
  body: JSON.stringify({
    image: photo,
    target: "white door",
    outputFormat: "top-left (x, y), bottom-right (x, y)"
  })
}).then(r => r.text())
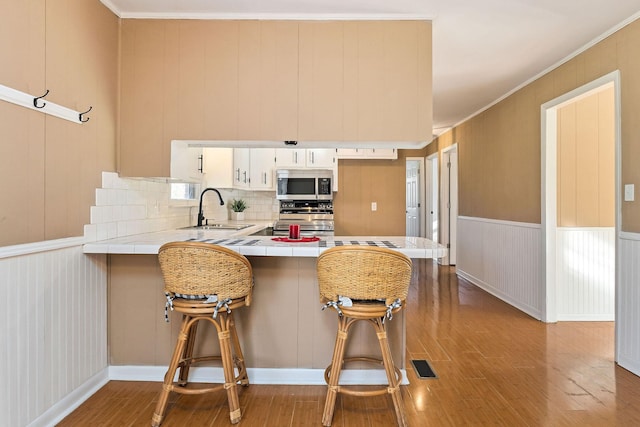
top-left (441, 146), bottom-right (458, 265)
top-left (405, 160), bottom-right (420, 237)
top-left (425, 153), bottom-right (439, 242)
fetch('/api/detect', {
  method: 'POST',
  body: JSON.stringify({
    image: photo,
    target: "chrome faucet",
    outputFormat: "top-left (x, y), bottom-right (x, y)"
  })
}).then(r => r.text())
top-left (197, 188), bottom-right (225, 226)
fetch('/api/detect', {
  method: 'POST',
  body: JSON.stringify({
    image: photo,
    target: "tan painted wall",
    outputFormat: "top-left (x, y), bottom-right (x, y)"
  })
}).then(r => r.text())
top-left (434, 18), bottom-right (640, 232)
top-left (557, 87), bottom-right (615, 227)
top-left (334, 149), bottom-right (427, 236)
top-left (0, 0), bottom-right (119, 246)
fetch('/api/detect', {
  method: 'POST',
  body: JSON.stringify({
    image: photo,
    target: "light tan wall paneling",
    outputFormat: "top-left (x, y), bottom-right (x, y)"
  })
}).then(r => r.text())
top-left (259, 21), bottom-right (299, 140)
top-left (237, 21), bottom-right (262, 140)
top-left (0, 1), bottom-right (46, 245)
top-left (557, 87), bottom-right (615, 227)
top-left (44, 0), bottom-right (118, 240)
top-left (119, 20), bottom-right (433, 177)
top-left (334, 152), bottom-right (409, 236)
top-left (204, 21), bottom-right (239, 140)
top-left (298, 21), bottom-right (344, 141)
top-left (0, 0), bottom-right (45, 92)
top-left (0, 0), bottom-right (118, 246)
top-left (119, 20), bottom-right (169, 177)
top-left (108, 255), bottom-right (404, 368)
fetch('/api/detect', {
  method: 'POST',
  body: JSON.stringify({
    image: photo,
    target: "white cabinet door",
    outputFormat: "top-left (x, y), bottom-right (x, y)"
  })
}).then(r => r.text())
top-left (249, 148), bottom-right (276, 190)
top-left (171, 145), bottom-right (204, 181)
top-left (365, 148), bottom-right (397, 159)
top-left (203, 147), bottom-right (234, 188)
top-left (233, 148), bottom-right (251, 188)
top-left (335, 148), bottom-right (363, 158)
top-left (306, 149), bottom-right (335, 168)
top-left (335, 148), bottom-right (397, 159)
top-left (275, 148), bottom-right (306, 168)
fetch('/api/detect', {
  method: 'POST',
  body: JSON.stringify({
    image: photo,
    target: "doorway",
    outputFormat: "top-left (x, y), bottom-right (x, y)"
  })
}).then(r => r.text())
top-left (441, 145), bottom-right (458, 265)
top-left (541, 70), bottom-right (620, 325)
top-left (425, 153), bottom-right (439, 243)
top-left (405, 158), bottom-right (424, 237)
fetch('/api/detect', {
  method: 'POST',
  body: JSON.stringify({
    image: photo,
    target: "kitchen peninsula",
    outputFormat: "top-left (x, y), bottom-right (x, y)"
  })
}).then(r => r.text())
top-left (84, 225), bottom-right (446, 385)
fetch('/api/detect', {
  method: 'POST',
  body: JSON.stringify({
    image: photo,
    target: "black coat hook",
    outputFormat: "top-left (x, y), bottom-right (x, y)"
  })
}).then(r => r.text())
top-left (33, 89), bottom-right (49, 109)
top-left (79, 106), bottom-right (92, 123)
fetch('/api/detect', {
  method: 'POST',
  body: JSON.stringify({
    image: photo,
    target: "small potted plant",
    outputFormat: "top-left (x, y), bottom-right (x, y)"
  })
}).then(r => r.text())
top-left (229, 198), bottom-right (248, 221)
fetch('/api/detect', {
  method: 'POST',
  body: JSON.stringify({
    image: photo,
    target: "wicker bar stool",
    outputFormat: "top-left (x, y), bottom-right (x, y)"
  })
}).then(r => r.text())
top-left (151, 242), bottom-right (254, 426)
top-left (317, 246), bottom-right (413, 427)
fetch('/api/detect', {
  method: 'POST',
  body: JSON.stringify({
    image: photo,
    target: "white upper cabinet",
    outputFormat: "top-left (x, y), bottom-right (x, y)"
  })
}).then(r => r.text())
top-left (248, 148), bottom-right (276, 190)
top-left (203, 147), bottom-right (234, 188)
top-left (275, 148), bottom-right (335, 169)
top-left (233, 148), bottom-right (251, 188)
top-left (335, 148), bottom-right (397, 160)
top-left (205, 147), bottom-right (275, 190)
top-left (170, 144), bottom-right (204, 181)
top-left (306, 149), bottom-right (335, 168)
top-left (275, 148), bottom-right (306, 168)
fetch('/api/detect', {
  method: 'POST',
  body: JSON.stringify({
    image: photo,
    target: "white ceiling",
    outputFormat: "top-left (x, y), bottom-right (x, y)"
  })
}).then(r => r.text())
top-left (102, 0), bottom-right (640, 137)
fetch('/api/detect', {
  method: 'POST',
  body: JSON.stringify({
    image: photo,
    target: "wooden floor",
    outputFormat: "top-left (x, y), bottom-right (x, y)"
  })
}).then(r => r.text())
top-left (59, 261), bottom-right (640, 426)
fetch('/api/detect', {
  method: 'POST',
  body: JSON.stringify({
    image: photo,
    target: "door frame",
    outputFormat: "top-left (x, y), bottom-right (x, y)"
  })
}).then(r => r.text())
top-left (406, 157), bottom-right (425, 237)
top-left (541, 70), bottom-right (621, 329)
top-left (441, 144), bottom-right (458, 265)
top-left (425, 153), bottom-right (439, 243)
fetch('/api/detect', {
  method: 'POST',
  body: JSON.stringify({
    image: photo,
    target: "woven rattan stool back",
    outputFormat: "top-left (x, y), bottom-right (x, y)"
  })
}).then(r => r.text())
top-left (317, 246), bottom-right (412, 306)
top-left (158, 242), bottom-right (253, 301)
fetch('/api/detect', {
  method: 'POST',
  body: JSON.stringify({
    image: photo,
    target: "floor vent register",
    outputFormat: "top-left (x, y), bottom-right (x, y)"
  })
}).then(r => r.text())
top-left (411, 359), bottom-right (437, 379)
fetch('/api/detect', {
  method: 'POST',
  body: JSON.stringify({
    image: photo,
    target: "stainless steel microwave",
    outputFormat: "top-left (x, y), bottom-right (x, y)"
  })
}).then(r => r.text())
top-left (276, 169), bottom-right (333, 200)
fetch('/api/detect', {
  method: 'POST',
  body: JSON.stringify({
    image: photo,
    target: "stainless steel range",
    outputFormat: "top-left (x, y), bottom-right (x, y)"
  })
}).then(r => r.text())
top-left (273, 200), bottom-right (334, 237)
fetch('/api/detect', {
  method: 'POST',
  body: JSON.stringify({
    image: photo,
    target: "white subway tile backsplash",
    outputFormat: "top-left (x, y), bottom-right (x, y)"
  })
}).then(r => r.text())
top-left (95, 189), bottom-right (108, 206)
top-left (85, 173), bottom-right (280, 241)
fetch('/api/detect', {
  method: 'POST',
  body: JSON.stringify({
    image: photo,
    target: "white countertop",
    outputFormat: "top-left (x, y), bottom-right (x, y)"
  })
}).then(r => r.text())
top-left (82, 222), bottom-right (447, 259)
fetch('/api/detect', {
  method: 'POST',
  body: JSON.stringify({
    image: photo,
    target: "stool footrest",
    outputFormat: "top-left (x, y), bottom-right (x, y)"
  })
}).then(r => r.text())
top-left (324, 356), bottom-right (402, 397)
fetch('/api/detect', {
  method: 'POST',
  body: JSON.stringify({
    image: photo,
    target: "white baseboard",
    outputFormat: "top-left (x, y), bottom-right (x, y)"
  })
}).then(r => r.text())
top-left (617, 356), bottom-right (640, 378)
top-left (109, 365), bottom-right (409, 385)
top-left (457, 269), bottom-right (542, 320)
top-left (27, 368), bottom-right (109, 427)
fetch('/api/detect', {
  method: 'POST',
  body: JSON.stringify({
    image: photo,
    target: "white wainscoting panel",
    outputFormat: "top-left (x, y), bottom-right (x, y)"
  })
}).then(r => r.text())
top-left (457, 217), bottom-right (542, 319)
top-left (618, 233), bottom-right (640, 377)
top-left (0, 246), bottom-right (108, 427)
top-left (556, 228), bottom-right (615, 321)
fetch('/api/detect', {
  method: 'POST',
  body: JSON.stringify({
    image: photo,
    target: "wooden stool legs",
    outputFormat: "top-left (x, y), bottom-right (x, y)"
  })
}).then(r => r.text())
top-left (322, 316), bottom-right (350, 426)
top-left (322, 315), bottom-right (407, 427)
top-left (151, 310), bottom-right (248, 426)
top-left (373, 317), bottom-right (408, 427)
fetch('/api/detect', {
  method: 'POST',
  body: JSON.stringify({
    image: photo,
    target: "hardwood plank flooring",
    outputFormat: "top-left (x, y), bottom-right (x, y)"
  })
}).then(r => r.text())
top-left (58, 261), bottom-right (640, 426)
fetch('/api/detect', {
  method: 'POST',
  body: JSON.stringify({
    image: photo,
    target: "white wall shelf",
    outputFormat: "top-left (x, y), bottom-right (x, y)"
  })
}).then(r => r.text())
top-left (0, 84), bottom-right (91, 124)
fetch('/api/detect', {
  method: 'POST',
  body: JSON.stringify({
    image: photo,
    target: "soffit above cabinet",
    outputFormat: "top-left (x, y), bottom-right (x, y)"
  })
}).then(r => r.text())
top-left (174, 140), bottom-right (434, 149)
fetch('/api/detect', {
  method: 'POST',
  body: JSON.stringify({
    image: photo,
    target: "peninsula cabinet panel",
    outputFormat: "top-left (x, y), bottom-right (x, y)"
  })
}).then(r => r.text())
top-left (344, 21), bottom-right (431, 142)
top-left (259, 21), bottom-right (299, 140)
top-left (298, 21), bottom-right (344, 141)
top-left (203, 21), bottom-right (239, 140)
top-left (237, 21), bottom-right (262, 140)
top-left (238, 21), bottom-right (298, 140)
top-left (176, 21), bottom-right (208, 140)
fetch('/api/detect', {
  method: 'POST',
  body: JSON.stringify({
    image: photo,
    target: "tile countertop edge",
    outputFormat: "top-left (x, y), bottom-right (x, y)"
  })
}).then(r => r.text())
top-left (82, 230), bottom-right (447, 259)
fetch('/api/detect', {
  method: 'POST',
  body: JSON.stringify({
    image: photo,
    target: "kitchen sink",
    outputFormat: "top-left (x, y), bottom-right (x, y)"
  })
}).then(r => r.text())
top-left (182, 224), bottom-right (254, 231)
